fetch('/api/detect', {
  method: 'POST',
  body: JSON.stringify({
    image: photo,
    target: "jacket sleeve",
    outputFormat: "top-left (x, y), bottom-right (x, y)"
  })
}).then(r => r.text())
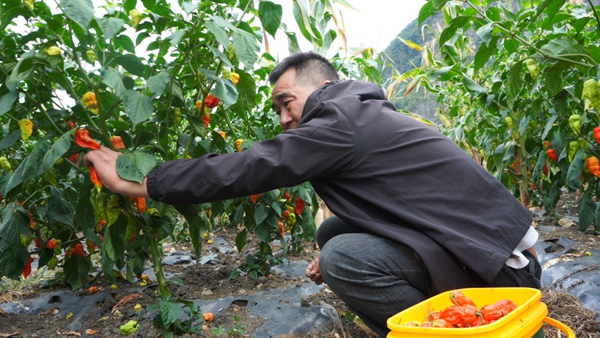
top-left (146, 111), bottom-right (355, 204)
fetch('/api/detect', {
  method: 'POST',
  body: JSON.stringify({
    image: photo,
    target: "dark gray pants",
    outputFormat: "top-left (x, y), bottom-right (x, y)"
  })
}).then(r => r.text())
top-left (316, 216), bottom-right (542, 337)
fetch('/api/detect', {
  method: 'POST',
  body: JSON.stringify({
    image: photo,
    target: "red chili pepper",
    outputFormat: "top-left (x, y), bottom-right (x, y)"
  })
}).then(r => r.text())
top-left (543, 140), bottom-right (551, 148)
top-left (75, 128), bottom-right (101, 150)
top-left (295, 197), bottom-right (306, 215)
top-left (66, 243), bottom-right (87, 257)
top-left (110, 135), bottom-right (126, 150)
top-left (547, 148), bottom-right (558, 162)
top-left (542, 163), bottom-right (549, 176)
top-left (29, 212), bottom-right (34, 228)
top-left (251, 194), bottom-right (260, 203)
top-left (68, 153), bottom-right (80, 164)
top-left (204, 93), bottom-right (220, 108)
top-left (22, 257), bottom-right (34, 278)
top-left (278, 219), bottom-right (285, 237)
top-left (450, 290), bottom-right (476, 307)
top-left (439, 305), bottom-right (464, 325)
top-left (46, 238), bottom-right (58, 249)
top-left (480, 299), bottom-right (516, 323)
top-left (594, 126), bottom-right (600, 144)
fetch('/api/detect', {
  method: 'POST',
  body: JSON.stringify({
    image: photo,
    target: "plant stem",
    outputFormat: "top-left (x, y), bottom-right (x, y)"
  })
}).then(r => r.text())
top-left (148, 235), bottom-right (170, 301)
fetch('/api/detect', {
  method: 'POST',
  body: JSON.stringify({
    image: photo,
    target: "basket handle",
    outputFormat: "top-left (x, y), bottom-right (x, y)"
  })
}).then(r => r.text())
top-left (543, 317), bottom-right (575, 338)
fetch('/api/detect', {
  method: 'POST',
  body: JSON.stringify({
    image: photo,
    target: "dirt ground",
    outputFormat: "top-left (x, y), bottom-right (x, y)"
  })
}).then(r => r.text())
top-left (1, 194), bottom-right (600, 338)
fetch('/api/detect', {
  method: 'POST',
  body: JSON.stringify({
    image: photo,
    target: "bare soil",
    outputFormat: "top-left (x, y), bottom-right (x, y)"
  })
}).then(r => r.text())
top-left (1, 194), bottom-right (600, 338)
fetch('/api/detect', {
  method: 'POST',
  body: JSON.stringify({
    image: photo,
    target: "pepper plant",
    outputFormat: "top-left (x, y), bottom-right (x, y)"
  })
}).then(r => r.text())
top-left (0, 0), bottom-right (361, 334)
top-left (404, 0), bottom-right (600, 232)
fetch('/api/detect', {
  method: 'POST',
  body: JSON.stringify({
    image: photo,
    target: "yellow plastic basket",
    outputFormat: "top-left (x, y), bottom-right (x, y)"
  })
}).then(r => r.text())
top-left (386, 287), bottom-right (574, 338)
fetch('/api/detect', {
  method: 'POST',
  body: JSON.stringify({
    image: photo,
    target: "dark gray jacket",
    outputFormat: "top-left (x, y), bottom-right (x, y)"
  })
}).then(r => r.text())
top-left (147, 80), bottom-right (532, 293)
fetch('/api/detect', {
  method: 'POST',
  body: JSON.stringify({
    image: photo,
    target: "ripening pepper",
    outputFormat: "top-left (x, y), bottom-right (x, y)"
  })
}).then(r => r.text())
top-left (568, 140), bottom-right (579, 162)
top-left (547, 148), bottom-right (558, 162)
top-left (135, 197), bottom-right (146, 213)
top-left (204, 93), bottom-right (220, 108)
top-left (202, 114), bottom-right (210, 130)
top-left (82, 92), bottom-right (99, 114)
top-left (44, 46), bottom-right (61, 56)
top-left (218, 131), bottom-right (226, 140)
top-left (75, 128), bottom-right (101, 150)
top-left (130, 9), bottom-right (142, 28)
top-left (286, 212), bottom-right (296, 229)
top-left (278, 219), bottom-right (285, 237)
top-left (230, 72), bottom-right (240, 85)
top-left (0, 156), bottom-right (12, 172)
top-left (24, 0), bottom-right (34, 10)
top-left (19, 118), bottom-right (33, 141)
top-left (251, 194), bottom-right (260, 203)
top-left (431, 319), bottom-right (453, 328)
top-left (110, 135), bottom-right (126, 150)
top-left (66, 243), bottom-right (87, 257)
top-left (525, 59), bottom-right (540, 79)
top-left (568, 114), bottom-right (582, 134)
top-left (587, 156), bottom-right (600, 178)
top-left (88, 165), bottom-right (103, 193)
top-left (235, 139), bottom-right (244, 152)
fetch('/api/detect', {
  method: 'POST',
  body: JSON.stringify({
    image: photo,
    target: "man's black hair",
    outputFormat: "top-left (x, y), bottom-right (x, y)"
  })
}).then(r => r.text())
top-left (268, 52), bottom-right (340, 87)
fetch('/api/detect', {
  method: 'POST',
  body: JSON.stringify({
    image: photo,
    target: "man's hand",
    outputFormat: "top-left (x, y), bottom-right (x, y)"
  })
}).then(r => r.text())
top-left (83, 146), bottom-right (149, 198)
top-left (305, 258), bottom-right (324, 285)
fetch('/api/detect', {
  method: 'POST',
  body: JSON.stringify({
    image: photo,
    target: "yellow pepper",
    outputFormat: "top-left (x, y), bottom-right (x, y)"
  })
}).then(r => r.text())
top-left (130, 9), bottom-right (142, 28)
top-left (44, 46), bottom-right (61, 56)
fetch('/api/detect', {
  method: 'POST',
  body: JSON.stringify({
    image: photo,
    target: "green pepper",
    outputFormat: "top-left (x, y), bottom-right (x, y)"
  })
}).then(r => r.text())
top-left (525, 59), bottom-right (540, 79)
top-left (120, 320), bottom-right (140, 336)
top-left (505, 116), bottom-right (514, 129)
top-left (0, 156), bottom-right (12, 172)
top-left (569, 114), bottom-right (582, 134)
top-left (568, 140), bottom-right (579, 162)
top-left (582, 79), bottom-right (598, 101)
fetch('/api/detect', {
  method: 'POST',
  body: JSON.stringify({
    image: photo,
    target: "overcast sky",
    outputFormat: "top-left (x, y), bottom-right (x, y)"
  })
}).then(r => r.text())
top-left (272, 0), bottom-right (426, 56)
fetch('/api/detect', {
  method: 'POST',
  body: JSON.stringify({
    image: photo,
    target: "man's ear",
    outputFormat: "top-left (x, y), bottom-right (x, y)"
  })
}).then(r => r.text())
top-left (323, 80), bottom-right (331, 85)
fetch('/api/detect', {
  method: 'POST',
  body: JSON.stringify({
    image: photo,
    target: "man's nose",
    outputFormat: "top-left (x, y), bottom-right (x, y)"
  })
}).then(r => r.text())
top-left (279, 111), bottom-right (292, 128)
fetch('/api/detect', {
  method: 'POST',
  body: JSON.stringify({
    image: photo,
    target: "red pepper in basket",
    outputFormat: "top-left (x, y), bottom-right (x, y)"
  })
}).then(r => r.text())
top-left (480, 299), bottom-right (516, 323)
top-left (450, 290), bottom-right (476, 307)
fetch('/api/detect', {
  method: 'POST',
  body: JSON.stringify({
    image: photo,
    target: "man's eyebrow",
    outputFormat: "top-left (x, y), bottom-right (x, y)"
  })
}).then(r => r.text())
top-left (271, 91), bottom-right (290, 111)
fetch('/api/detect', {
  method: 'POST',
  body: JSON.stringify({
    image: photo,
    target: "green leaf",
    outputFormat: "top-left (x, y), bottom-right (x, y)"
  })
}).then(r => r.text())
top-left (212, 78), bottom-right (238, 107)
top-left (539, 37), bottom-right (589, 61)
top-left (102, 68), bottom-right (126, 97)
top-left (463, 76), bottom-right (486, 94)
top-left (254, 204), bottom-right (269, 225)
top-left (235, 229), bottom-right (247, 253)
top-left (43, 129), bottom-right (76, 172)
top-left (159, 300), bottom-right (183, 327)
top-left (106, 194), bottom-right (121, 226)
top-left (0, 91), bottom-right (18, 117)
top-left (60, 0), bottom-right (94, 30)
top-left (7, 51), bottom-right (35, 91)
top-left (474, 42), bottom-right (493, 72)
top-left (232, 28), bottom-right (259, 68)
top-left (122, 89), bottom-right (154, 126)
top-left (206, 16), bottom-right (231, 47)
top-left (505, 63), bottom-right (522, 110)
top-left (47, 186), bottom-right (75, 226)
top-left (75, 183), bottom-right (95, 231)
top-left (0, 203), bottom-right (31, 279)
top-left (0, 130), bottom-right (21, 151)
top-left (2, 157), bottom-right (25, 195)
top-left (21, 138), bottom-right (51, 182)
top-left (181, 1), bottom-right (198, 14)
top-left (116, 150), bottom-right (156, 184)
top-left (115, 54), bottom-right (146, 77)
top-left (207, 46), bottom-right (233, 67)
top-left (168, 28), bottom-right (188, 46)
top-left (259, 1), bottom-right (282, 37)
top-left (566, 149), bottom-right (585, 190)
top-left (147, 71), bottom-right (171, 98)
top-left (64, 253), bottom-right (92, 289)
top-left (579, 193), bottom-right (595, 232)
top-left (96, 17), bottom-right (125, 40)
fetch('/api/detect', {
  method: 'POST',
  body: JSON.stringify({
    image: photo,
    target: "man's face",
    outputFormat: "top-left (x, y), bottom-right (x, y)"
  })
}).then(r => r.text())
top-left (271, 69), bottom-right (315, 131)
